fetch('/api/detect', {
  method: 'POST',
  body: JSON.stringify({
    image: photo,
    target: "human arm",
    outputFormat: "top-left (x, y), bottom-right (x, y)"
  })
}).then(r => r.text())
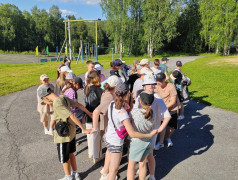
top-left (70, 113), bottom-right (92, 134)
top-left (164, 72), bottom-right (169, 81)
top-left (157, 117), bottom-right (171, 134)
top-left (74, 102), bottom-right (92, 118)
top-left (166, 95), bottom-right (177, 111)
top-left (122, 118), bottom-right (157, 138)
top-left (92, 108), bottom-right (100, 130)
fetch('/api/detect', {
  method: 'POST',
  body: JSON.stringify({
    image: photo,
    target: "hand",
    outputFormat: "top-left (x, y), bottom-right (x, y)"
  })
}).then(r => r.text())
top-left (149, 130), bottom-right (158, 137)
top-left (90, 128), bottom-right (98, 134)
top-left (83, 128), bottom-right (93, 134)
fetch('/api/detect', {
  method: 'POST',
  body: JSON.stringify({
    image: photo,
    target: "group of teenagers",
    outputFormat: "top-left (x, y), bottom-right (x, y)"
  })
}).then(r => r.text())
top-left (37, 57), bottom-right (191, 180)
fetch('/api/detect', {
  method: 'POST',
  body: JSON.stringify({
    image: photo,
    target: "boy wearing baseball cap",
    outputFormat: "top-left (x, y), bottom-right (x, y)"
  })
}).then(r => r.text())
top-left (36, 74), bottom-right (55, 135)
top-left (37, 85), bottom-right (93, 180)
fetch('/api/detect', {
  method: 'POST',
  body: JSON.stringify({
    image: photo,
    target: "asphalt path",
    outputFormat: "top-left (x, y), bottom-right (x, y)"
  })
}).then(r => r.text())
top-left (0, 56), bottom-right (237, 180)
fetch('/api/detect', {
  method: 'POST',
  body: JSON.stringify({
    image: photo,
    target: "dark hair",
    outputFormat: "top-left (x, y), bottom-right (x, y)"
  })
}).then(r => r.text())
top-left (141, 100), bottom-right (153, 121)
top-left (86, 60), bottom-right (94, 65)
top-left (103, 82), bottom-right (115, 92)
top-left (154, 59), bottom-right (160, 66)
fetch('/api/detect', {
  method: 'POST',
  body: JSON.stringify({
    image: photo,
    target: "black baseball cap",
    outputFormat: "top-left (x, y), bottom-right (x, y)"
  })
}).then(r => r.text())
top-left (140, 91), bottom-right (154, 106)
top-left (110, 69), bottom-right (121, 77)
top-left (155, 73), bottom-right (166, 82)
top-left (73, 76), bottom-right (83, 88)
top-left (176, 61), bottom-right (182, 66)
top-left (161, 57), bottom-right (169, 61)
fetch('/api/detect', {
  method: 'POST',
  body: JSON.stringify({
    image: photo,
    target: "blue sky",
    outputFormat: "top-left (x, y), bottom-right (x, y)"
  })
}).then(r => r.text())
top-left (0, 0), bottom-right (105, 20)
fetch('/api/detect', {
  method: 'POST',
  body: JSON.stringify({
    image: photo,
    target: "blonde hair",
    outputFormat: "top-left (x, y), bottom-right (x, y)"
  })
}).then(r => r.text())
top-left (131, 59), bottom-right (139, 74)
top-left (85, 71), bottom-right (101, 96)
top-left (56, 72), bottom-right (66, 89)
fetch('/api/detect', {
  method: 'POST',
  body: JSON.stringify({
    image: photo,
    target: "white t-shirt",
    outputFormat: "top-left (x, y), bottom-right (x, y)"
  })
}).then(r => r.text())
top-left (84, 72), bottom-right (88, 85)
top-left (105, 102), bottom-right (130, 146)
top-left (151, 67), bottom-right (163, 75)
top-left (133, 79), bottom-right (143, 98)
top-left (134, 93), bottom-right (171, 130)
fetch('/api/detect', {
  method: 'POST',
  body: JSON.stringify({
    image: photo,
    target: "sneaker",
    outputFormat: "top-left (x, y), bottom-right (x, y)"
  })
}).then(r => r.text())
top-left (44, 128), bottom-right (49, 135)
top-left (99, 174), bottom-right (108, 180)
top-left (71, 172), bottom-right (81, 180)
top-left (154, 142), bottom-right (164, 150)
top-left (149, 175), bottom-right (156, 180)
top-left (88, 154), bottom-right (93, 159)
top-left (48, 129), bottom-right (53, 136)
top-left (58, 175), bottom-right (73, 180)
top-left (178, 115), bottom-right (185, 120)
top-left (93, 155), bottom-right (105, 164)
top-left (167, 138), bottom-right (173, 147)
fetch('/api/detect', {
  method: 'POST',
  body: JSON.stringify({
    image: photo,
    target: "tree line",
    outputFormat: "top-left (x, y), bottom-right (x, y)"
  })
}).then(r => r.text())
top-left (0, 0), bottom-right (238, 56)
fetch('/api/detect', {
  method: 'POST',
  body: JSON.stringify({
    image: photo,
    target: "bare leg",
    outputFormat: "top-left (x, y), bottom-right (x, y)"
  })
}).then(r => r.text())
top-left (180, 103), bottom-right (184, 115)
top-left (42, 121), bottom-right (48, 128)
top-left (147, 150), bottom-right (155, 176)
top-left (102, 150), bottom-right (110, 175)
top-left (139, 156), bottom-right (147, 180)
top-left (62, 160), bottom-right (71, 175)
top-left (69, 153), bottom-right (77, 171)
top-left (49, 120), bottom-right (55, 129)
top-left (159, 128), bottom-right (166, 143)
top-left (108, 152), bottom-right (122, 180)
top-left (127, 160), bottom-right (136, 180)
top-left (167, 127), bottom-right (175, 139)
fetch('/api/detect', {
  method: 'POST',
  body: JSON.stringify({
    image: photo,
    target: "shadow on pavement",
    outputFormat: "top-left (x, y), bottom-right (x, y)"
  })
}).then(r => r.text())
top-left (154, 100), bottom-right (214, 179)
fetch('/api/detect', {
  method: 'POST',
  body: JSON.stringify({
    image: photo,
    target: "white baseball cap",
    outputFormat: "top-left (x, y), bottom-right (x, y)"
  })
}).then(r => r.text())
top-left (107, 75), bottom-right (120, 87)
top-left (139, 59), bottom-right (149, 65)
top-left (140, 67), bottom-right (153, 75)
top-left (40, 74), bottom-right (49, 81)
top-left (61, 66), bottom-right (73, 73)
top-left (95, 64), bottom-right (103, 71)
top-left (143, 74), bottom-right (157, 85)
top-left (66, 72), bottom-right (76, 80)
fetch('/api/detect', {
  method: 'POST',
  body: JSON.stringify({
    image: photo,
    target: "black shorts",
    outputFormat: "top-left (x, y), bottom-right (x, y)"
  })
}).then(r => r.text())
top-left (57, 138), bottom-right (76, 163)
top-left (177, 92), bottom-right (184, 102)
top-left (168, 111), bottom-right (178, 129)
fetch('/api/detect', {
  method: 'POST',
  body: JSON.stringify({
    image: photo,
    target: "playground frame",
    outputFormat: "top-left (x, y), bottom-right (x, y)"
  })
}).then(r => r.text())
top-left (63, 18), bottom-right (101, 61)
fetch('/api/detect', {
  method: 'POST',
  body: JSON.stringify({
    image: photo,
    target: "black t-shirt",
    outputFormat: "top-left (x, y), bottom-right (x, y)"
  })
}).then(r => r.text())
top-left (127, 74), bottom-right (139, 92)
top-left (84, 85), bottom-right (103, 123)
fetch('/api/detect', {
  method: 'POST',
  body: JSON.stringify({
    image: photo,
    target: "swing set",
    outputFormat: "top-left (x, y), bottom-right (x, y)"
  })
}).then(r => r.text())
top-left (57, 17), bottom-right (101, 63)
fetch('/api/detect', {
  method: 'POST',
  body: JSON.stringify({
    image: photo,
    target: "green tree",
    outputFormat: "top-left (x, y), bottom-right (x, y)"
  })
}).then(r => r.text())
top-left (200, 0), bottom-right (238, 55)
top-left (143, 0), bottom-right (180, 57)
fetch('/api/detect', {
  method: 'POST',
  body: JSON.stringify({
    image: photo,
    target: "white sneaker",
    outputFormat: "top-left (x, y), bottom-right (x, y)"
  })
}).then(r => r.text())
top-left (178, 115), bottom-right (185, 120)
top-left (44, 128), bottom-right (49, 135)
top-left (99, 172), bottom-right (118, 180)
top-left (154, 142), bottom-right (164, 150)
top-left (167, 138), bottom-right (173, 147)
top-left (58, 175), bottom-right (73, 180)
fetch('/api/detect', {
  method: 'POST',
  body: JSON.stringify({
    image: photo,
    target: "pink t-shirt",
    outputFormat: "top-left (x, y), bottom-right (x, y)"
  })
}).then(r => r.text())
top-left (100, 74), bottom-right (105, 82)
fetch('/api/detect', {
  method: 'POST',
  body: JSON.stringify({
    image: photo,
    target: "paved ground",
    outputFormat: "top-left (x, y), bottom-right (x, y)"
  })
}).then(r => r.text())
top-left (0, 56), bottom-right (238, 180)
top-left (0, 54), bottom-right (65, 64)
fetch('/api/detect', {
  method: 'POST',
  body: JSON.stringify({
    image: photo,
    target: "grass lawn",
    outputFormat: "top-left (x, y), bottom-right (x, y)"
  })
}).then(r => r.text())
top-left (182, 56), bottom-right (238, 113)
top-left (0, 54), bottom-right (143, 96)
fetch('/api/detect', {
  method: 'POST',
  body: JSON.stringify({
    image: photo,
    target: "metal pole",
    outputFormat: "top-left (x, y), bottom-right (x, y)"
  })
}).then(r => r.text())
top-left (68, 17), bottom-right (72, 60)
top-left (95, 20), bottom-right (98, 62)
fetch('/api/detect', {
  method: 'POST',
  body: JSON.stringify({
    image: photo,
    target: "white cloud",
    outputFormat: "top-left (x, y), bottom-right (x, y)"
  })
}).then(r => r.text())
top-left (80, 0), bottom-right (101, 5)
top-left (60, 9), bottom-right (78, 16)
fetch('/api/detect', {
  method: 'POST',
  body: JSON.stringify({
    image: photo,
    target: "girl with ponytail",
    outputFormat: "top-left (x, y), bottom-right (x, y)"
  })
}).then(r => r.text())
top-left (127, 90), bottom-right (156, 180)
top-left (100, 83), bottom-right (158, 180)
